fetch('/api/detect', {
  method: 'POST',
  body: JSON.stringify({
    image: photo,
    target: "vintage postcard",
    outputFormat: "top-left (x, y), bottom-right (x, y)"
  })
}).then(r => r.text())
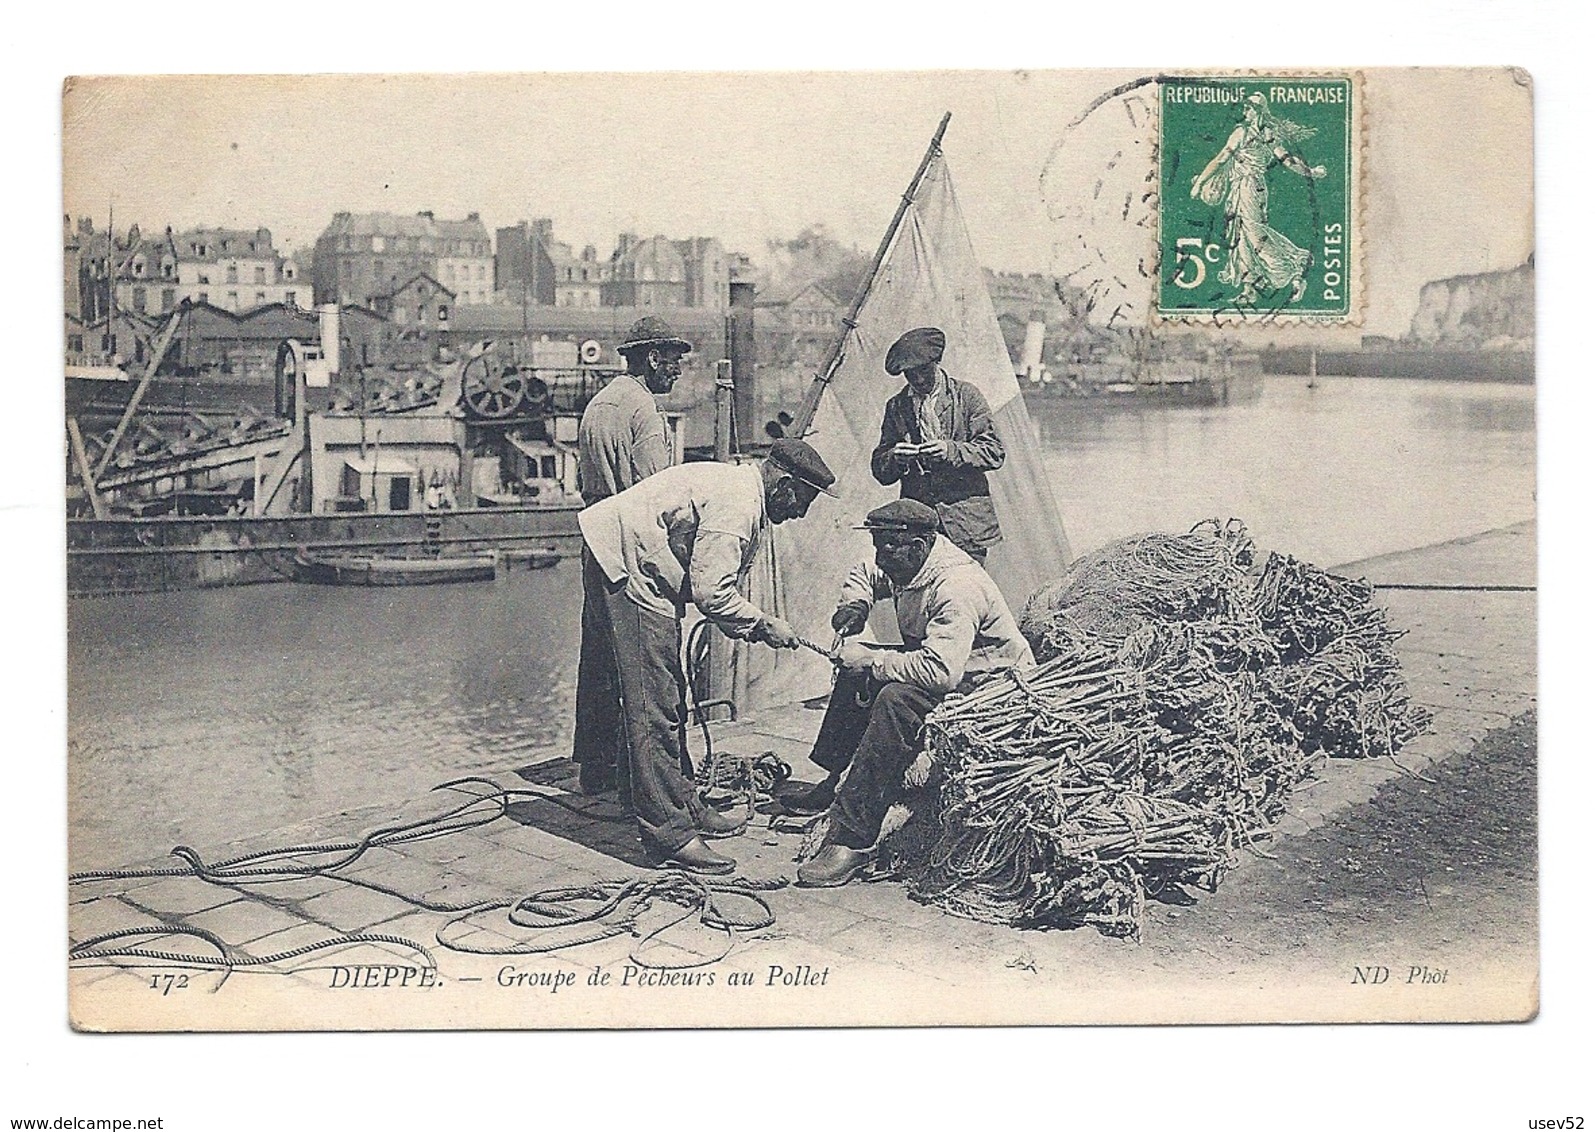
top-left (62, 68), bottom-right (1536, 1031)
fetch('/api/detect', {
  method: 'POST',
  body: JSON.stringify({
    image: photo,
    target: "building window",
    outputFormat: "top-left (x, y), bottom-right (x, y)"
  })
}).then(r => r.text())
top-left (133, 259), bottom-right (145, 276)
top-left (285, 291), bottom-right (297, 308)
top-left (161, 289), bottom-right (176, 311)
top-left (256, 291), bottom-right (267, 306)
top-left (132, 288), bottom-right (146, 313)
top-left (476, 265), bottom-right (484, 280)
top-left (198, 272), bottom-right (210, 285)
top-left (438, 305), bottom-right (448, 322)
top-left (68, 334), bottom-right (83, 353)
top-left (254, 266), bottom-right (266, 284)
top-left (226, 265), bottom-right (238, 283)
top-left (417, 304), bottom-right (426, 323)
top-left (226, 291), bottom-right (238, 309)
top-left (198, 292), bottom-right (209, 304)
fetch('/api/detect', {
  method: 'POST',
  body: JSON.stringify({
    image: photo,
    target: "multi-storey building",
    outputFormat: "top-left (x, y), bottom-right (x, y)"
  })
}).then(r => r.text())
top-left (313, 211), bottom-right (493, 309)
top-left (159, 226), bottom-right (300, 314)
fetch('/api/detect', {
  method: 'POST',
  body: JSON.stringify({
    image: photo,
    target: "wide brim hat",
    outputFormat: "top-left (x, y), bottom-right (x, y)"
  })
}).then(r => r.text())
top-left (618, 315), bottom-right (694, 355)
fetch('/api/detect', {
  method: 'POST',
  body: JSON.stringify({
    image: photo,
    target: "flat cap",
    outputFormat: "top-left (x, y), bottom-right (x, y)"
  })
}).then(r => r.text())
top-left (618, 315), bottom-right (693, 356)
top-left (859, 498), bottom-right (940, 532)
top-left (884, 327), bottom-right (946, 375)
top-left (767, 439), bottom-right (838, 498)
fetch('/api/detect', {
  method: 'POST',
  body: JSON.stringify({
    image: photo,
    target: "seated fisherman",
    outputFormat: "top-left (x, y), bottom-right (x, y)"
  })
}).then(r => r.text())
top-left (786, 499), bottom-right (1034, 888)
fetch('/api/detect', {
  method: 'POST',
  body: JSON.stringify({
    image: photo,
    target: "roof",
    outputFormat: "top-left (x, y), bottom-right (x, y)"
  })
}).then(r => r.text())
top-left (173, 227), bottom-right (277, 263)
top-left (756, 278), bottom-right (843, 309)
top-left (344, 454), bottom-right (417, 476)
top-left (319, 212), bottom-right (490, 243)
top-left (377, 273), bottom-right (456, 301)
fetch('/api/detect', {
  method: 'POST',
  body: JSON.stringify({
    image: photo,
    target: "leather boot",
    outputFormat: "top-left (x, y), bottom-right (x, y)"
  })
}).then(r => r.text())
top-left (797, 843), bottom-right (871, 888)
top-left (781, 773), bottom-right (839, 817)
top-left (658, 836), bottom-right (736, 876)
top-left (696, 804), bottom-right (746, 840)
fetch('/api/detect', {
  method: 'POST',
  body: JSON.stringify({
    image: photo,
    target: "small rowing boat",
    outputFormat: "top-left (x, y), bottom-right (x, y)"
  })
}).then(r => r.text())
top-left (291, 548), bottom-right (497, 586)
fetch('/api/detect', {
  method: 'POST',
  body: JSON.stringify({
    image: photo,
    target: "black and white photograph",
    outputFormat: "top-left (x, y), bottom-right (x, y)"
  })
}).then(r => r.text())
top-left (52, 66), bottom-right (1541, 1033)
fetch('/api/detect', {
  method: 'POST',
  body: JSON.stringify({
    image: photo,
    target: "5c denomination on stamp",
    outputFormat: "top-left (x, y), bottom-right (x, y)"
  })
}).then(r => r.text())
top-left (1158, 75), bottom-right (1356, 322)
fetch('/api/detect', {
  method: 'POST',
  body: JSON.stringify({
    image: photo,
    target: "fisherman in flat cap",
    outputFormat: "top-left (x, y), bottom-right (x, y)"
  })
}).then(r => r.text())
top-left (578, 439), bottom-right (838, 875)
top-left (871, 327), bottom-right (1006, 565)
top-left (784, 498), bottom-right (1033, 888)
top-left (572, 316), bottom-right (693, 797)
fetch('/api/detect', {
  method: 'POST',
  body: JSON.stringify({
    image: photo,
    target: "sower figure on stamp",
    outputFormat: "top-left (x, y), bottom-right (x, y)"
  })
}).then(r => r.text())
top-left (572, 316), bottom-right (688, 798)
top-left (578, 440), bottom-right (838, 875)
top-left (785, 499), bottom-right (1034, 888)
top-left (870, 326), bottom-right (1006, 566)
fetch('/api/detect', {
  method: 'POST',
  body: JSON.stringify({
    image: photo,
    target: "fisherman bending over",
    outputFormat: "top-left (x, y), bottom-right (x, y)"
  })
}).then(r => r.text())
top-left (871, 327), bottom-right (1006, 565)
top-left (785, 499), bottom-right (1033, 888)
top-left (578, 440), bottom-right (838, 875)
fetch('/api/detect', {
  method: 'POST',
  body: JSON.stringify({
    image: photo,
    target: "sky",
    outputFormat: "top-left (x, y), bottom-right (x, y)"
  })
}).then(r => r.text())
top-left (63, 69), bottom-right (1532, 338)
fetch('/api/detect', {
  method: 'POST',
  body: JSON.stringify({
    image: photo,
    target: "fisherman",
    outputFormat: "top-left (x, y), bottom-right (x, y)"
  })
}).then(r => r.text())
top-left (785, 498), bottom-right (1033, 888)
top-left (870, 326), bottom-right (1006, 565)
top-left (572, 316), bottom-right (689, 797)
top-left (578, 439), bottom-right (838, 875)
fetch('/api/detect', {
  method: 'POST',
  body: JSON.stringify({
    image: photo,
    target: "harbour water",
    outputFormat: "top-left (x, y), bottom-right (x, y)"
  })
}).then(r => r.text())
top-left (67, 375), bottom-right (1536, 870)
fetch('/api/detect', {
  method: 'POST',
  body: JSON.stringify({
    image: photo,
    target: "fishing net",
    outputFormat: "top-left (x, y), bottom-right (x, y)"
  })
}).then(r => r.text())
top-left (892, 519), bottom-right (1430, 939)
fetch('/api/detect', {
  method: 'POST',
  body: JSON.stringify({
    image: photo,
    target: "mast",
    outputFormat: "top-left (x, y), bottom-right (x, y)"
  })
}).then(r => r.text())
top-left (790, 112), bottom-right (952, 437)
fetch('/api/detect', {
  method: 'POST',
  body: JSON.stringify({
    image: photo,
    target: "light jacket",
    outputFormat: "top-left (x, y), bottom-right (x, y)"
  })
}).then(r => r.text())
top-left (870, 370), bottom-right (1005, 553)
top-left (577, 373), bottom-right (671, 504)
top-left (578, 462), bottom-right (770, 639)
top-left (836, 534), bottom-right (1032, 694)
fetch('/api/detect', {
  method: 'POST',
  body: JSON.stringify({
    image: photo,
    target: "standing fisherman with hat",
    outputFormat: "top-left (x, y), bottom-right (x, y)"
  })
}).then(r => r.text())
top-left (870, 327), bottom-right (1006, 565)
top-left (784, 498), bottom-right (1033, 888)
top-left (578, 439), bottom-right (839, 874)
top-left (572, 317), bottom-right (692, 797)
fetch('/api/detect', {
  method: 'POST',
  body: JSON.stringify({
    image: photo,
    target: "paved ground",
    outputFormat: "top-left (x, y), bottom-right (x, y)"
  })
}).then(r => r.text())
top-left (67, 521), bottom-right (1537, 1029)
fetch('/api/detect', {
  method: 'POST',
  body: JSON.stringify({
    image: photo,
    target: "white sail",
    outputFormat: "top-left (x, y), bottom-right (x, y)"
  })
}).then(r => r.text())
top-left (742, 150), bottom-right (1073, 710)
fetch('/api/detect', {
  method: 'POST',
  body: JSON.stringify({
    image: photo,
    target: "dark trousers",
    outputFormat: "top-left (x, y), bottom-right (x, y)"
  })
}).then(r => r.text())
top-left (809, 669), bottom-right (941, 850)
top-left (574, 548), bottom-right (629, 798)
top-left (602, 585), bottom-right (708, 855)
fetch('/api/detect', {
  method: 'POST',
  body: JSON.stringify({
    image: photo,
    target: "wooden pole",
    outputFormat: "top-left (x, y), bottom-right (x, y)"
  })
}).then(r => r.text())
top-left (790, 112), bottom-right (952, 437)
top-left (67, 417), bottom-right (108, 519)
top-left (94, 305), bottom-right (185, 480)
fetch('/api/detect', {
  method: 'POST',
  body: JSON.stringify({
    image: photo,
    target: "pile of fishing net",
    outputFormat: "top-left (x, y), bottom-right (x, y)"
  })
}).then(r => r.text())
top-left (888, 519), bottom-right (1430, 939)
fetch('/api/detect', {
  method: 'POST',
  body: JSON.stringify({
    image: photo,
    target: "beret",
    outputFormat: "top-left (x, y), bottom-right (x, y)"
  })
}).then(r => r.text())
top-left (884, 327), bottom-right (946, 375)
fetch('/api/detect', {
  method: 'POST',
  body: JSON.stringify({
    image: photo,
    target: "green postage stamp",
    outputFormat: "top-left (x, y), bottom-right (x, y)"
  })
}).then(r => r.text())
top-left (1158, 75), bottom-right (1356, 321)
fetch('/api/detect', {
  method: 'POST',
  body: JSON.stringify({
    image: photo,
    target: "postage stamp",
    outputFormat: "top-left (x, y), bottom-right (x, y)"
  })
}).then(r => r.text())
top-left (1158, 75), bottom-right (1356, 322)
